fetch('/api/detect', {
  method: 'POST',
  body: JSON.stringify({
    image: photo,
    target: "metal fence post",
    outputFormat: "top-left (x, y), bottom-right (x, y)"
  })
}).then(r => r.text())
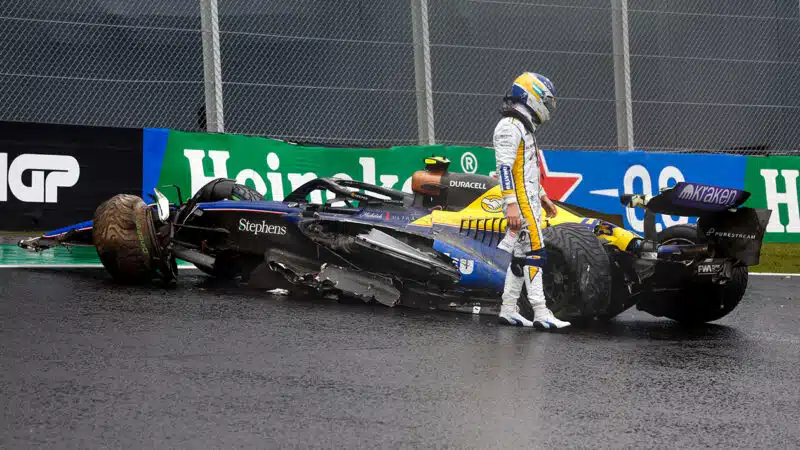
top-left (200, 0), bottom-right (225, 133)
top-left (611, 0), bottom-right (633, 150)
top-left (411, 0), bottom-right (435, 145)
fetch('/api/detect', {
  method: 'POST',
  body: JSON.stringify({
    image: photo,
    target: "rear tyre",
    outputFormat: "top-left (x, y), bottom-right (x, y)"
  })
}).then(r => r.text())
top-left (519, 223), bottom-right (613, 322)
top-left (657, 224), bottom-right (702, 247)
top-left (186, 178), bottom-right (266, 280)
top-left (190, 178), bottom-right (265, 203)
top-left (654, 224), bottom-right (748, 324)
top-left (93, 194), bottom-right (159, 284)
top-left (189, 179), bottom-right (263, 279)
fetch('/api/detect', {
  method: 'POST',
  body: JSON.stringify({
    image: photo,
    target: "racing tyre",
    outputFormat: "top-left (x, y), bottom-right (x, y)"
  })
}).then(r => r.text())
top-left (521, 222), bottom-right (613, 321)
top-left (93, 194), bottom-right (160, 284)
top-left (655, 224), bottom-right (748, 324)
top-left (189, 179), bottom-right (264, 279)
top-left (190, 178), bottom-right (265, 203)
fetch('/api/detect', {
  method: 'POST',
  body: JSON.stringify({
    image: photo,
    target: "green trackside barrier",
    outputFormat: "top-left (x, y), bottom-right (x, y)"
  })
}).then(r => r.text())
top-left (150, 129), bottom-right (496, 205)
top-left (743, 155), bottom-right (800, 243)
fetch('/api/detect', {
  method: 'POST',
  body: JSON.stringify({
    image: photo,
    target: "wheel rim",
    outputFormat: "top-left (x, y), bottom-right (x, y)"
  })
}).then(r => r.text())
top-left (661, 237), bottom-right (698, 266)
top-left (543, 250), bottom-right (580, 317)
top-left (661, 237), bottom-right (696, 246)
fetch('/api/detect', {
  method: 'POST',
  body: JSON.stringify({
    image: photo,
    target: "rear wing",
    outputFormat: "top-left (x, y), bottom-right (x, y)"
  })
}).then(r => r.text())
top-left (621, 182), bottom-right (772, 265)
top-left (621, 182), bottom-right (750, 217)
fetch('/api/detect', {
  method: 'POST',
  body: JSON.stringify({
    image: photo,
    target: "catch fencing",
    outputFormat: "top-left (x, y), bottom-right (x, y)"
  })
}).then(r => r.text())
top-left (1, 1), bottom-right (798, 154)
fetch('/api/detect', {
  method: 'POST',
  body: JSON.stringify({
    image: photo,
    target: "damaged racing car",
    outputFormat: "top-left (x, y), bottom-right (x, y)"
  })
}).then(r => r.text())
top-left (19, 157), bottom-right (772, 324)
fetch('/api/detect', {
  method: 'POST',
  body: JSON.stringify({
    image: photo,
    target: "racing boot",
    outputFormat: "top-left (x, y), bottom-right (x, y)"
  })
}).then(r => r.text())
top-left (532, 306), bottom-right (571, 330)
top-left (498, 304), bottom-right (534, 327)
top-left (498, 265), bottom-right (534, 327)
top-left (524, 266), bottom-right (571, 330)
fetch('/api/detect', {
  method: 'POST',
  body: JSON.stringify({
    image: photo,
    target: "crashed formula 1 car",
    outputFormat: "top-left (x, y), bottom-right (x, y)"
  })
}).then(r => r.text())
top-left (20, 157), bottom-right (772, 324)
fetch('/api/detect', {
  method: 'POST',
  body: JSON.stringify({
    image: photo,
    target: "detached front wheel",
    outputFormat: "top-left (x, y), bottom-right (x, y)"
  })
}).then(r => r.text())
top-left (93, 194), bottom-right (170, 284)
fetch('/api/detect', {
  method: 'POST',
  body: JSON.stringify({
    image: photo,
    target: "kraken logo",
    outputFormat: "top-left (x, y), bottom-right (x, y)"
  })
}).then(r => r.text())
top-left (679, 183), bottom-right (695, 199)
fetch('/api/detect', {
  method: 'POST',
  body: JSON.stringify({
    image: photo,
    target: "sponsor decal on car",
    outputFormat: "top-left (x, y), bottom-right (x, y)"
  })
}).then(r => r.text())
top-left (443, 253), bottom-right (475, 275)
top-left (349, 191), bottom-right (371, 201)
top-left (697, 263), bottom-right (723, 274)
top-left (238, 218), bottom-right (287, 236)
top-left (456, 258), bottom-right (475, 275)
top-left (705, 228), bottom-right (756, 240)
top-left (361, 212), bottom-right (385, 220)
top-left (677, 183), bottom-right (740, 206)
top-left (481, 195), bottom-right (503, 213)
top-left (359, 211), bottom-right (415, 222)
top-left (449, 180), bottom-right (487, 190)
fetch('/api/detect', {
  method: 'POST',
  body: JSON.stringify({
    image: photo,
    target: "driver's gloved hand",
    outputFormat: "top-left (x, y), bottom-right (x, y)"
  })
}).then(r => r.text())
top-left (510, 256), bottom-right (525, 276)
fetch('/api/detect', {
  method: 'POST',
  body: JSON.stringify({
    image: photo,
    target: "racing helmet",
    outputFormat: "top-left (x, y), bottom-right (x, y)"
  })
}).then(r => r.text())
top-left (507, 72), bottom-right (557, 125)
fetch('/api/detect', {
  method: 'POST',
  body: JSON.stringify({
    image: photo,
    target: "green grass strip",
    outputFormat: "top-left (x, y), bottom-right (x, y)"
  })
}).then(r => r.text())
top-left (750, 243), bottom-right (800, 274)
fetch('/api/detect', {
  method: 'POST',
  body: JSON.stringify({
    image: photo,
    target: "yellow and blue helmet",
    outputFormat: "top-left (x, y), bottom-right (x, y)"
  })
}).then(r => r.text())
top-left (507, 72), bottom-right (557, 125)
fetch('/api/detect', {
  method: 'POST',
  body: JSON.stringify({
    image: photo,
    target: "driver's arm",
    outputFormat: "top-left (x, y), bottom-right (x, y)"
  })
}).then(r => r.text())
top-left (493, 119), bottom-right (523, 207)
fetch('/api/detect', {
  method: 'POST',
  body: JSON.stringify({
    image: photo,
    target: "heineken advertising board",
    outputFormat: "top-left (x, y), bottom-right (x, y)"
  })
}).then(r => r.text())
top-left (142, 128), bottom-right (495, 205)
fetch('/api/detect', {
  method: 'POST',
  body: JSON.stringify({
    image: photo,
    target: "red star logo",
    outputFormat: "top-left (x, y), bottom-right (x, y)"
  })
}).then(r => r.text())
top-left (537, 149), bottom-right (582, 202)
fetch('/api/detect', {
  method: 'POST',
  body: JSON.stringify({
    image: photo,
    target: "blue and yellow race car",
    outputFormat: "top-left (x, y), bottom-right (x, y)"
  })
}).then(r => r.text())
top-left (19, 157), bottom-right (772, 324)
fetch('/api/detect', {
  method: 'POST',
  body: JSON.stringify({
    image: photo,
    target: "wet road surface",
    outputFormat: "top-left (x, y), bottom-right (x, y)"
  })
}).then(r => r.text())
top-left (1, 269), bottom-right (798, 449)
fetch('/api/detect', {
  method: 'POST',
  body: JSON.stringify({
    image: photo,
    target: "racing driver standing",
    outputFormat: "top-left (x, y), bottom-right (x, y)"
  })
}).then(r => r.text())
top-left (493, 72), bottom-right (571, 330)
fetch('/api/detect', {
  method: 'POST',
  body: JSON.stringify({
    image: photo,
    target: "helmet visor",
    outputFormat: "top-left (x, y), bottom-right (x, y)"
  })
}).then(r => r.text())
top-left (543, 95), bottom-right (556, 115)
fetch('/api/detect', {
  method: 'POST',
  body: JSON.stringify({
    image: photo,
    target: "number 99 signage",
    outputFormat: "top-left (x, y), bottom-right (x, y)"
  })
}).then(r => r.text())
top-left (536, 149), bottom-right (748, 236)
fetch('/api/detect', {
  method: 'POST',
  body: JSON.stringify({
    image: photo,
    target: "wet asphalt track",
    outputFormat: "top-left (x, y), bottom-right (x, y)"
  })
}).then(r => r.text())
top-left (1, 269), bottom-right (798, 449)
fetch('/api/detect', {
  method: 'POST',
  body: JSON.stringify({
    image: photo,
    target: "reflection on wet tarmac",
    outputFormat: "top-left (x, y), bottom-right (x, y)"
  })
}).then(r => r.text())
top-left (1, 269), bottom-right (798, 448)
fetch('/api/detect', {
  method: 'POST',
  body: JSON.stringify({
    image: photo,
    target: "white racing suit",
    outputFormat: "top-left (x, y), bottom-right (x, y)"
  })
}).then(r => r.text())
top-left (493, 113), bottom-right (548, 316)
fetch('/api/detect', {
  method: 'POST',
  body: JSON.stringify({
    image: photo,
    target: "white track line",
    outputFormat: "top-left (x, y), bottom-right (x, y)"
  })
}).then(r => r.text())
top-left (0, 264), bottom-right (198, 269)
top-left (750, 272), bottom-right (800, 277)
